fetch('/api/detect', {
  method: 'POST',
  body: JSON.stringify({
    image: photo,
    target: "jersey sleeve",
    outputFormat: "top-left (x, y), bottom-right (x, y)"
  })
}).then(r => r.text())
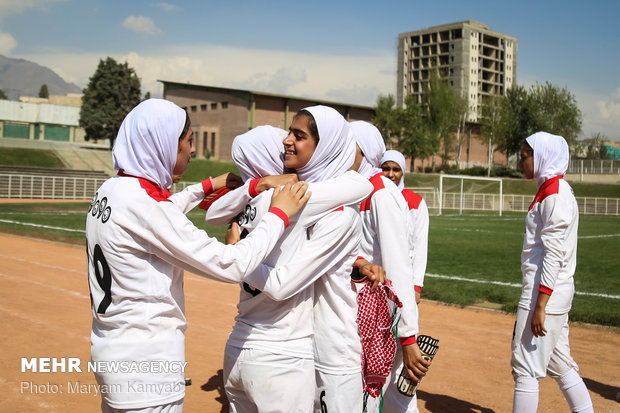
top-left (204, 179), bottom-right (257, 226)
top-left (244, 208), bottom-right (361, 300)
top-left (168, 180), bottom-right (212, 214)
top-left (293, 171), bottom-right (372, 228)
top-left (372, 189), bottom-right (419, 338)
top-left (142, 201), bottom-right (286, 283)
top-left (538, 194), bottom-right (573, 292)
top-left (411, 198), bottom-right (429, 288)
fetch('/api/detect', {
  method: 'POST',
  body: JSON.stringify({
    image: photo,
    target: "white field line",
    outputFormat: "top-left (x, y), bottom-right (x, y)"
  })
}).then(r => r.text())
top-left (426, 273), bottom-right (620, 300)
top-left (0, 219), bottom-right (85, 233)
top-left (438, 227), bottom-right (620, 239)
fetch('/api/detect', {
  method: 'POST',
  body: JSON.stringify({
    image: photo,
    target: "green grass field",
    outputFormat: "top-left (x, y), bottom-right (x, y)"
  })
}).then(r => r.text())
top-left (0, 202), bottom-right (618, 327)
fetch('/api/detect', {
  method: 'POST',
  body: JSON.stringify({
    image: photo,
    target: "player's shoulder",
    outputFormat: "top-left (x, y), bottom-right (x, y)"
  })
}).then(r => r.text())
top-left (401, 188), bottom-right (424, 210)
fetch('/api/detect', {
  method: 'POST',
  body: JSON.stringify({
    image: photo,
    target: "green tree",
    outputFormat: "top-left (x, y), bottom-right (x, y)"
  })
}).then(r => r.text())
top-left (495, 85), bottom-right (537, 161)
top-left (479, 95), bottom-right (505, 175)
top-left (144, 91), bottom-right (151, 100)
top-left (397, 94), bottom-right (429, 170)
top-left (529, 82), bottom-right (582, 143)
top-left (79, 57), bottom-right (142, 147)
top-left (0, 89), bottom-right (7, 100)
top-left (372, 94), bottom-right (400, 146)
top-left (38, 84), bottom-right (49, 98)
top-left (423, 70), bottom-right (461, 171)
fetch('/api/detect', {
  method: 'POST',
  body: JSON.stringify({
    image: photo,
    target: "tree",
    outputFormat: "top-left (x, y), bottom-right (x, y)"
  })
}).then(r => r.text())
top-left (397, 94), bottom-right (429, 171)
top-left (38, 84), bottom-right (49, 98)
top-left (495, 85), bottom-right (537, 161)
top-left (479, 95), bottom-right (505, 175)
top-left (144, 91), bottom-right (151, 100)
top-left (79, 57), bottom-right (142, 147)
top-left (0, 89), bottom-right (7, 100)
top-left (423, 70), bottom-right (461, 171)
top-left (372, 94), bottom-right (400, 147)
top-left (529, 82), bottom-right (582, 143)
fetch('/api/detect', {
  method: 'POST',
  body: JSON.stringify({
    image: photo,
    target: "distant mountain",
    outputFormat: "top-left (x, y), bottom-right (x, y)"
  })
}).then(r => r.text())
top-left (0, 54), bottom-right (82, 100)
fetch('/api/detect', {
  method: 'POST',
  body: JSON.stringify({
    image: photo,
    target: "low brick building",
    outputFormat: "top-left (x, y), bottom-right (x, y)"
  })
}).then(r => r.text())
top-left (160, 81), bottom-right (375, 161)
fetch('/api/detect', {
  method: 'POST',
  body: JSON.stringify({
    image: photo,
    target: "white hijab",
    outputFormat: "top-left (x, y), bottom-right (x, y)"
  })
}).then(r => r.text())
top-left (380, 149), bottom-right (407, 190)
top-left (231, 126), bottom-right (288, 182)
top-left (350, 120), bottom-right (385, 179)
top-left (525, 131), bottom-right (569, 187)
top-left (112, 98), bottom-right (186, 190)
top-left (294, 105), bottom-right (356, 183)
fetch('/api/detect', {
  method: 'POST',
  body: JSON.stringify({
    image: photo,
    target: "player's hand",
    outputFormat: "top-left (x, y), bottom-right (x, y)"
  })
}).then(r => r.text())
top-left (531, 307), bottom-right (547, 337)
top-left (257, 174), bottom-right (299, 192)
top-left (270, 182), bottom-right (311, 219)
top-left (225, 220), bottom-right (241, 245)
top-left (354, 258), bottom-right (386, 291)
top-left (212, 173), bottom-right (244, 191)
top-left (402, 342), bottom-right (430, 383)
top-left (415, 290), bottom-right (421, 305)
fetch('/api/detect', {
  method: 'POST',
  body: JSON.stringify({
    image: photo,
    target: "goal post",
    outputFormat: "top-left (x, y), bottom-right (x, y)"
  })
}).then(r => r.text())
top-left (438, 174), bottom-right (503, 216)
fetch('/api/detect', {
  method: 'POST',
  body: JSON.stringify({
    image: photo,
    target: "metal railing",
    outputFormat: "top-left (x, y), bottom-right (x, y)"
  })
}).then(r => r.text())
top-left (0, 174), bottom-right (107, 200)
top-left (1, 174), bottom-right (618, 216)
top-left (568, 159), bottom-right (619, 174)
top-left (421, 192), bottom-right (620, 216)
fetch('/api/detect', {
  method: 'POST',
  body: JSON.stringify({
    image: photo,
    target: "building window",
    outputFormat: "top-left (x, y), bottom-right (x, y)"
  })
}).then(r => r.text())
top-left (211, 132), bottom-right (216, 155)
top-left (221, 101), bottom-right (229, 109)
top-left (182, 107), bottom-right (187, 112)
top-left (201, 104), bottom-right (207, 111)
top-left (203, 132), bottom-right (208, 156)
top-left (191, 106), bottom-right (197, 112)
top-left (211, 103), bottom-right (218, 110)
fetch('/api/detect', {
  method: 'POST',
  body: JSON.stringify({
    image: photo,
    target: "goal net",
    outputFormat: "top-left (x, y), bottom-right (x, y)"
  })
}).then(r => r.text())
top-left (438, 174), bottom-right (503, 216)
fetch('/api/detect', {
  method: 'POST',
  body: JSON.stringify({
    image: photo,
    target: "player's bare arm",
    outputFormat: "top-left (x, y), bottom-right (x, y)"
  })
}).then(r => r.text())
top-left (402, 342), bottom-right (431, 383)
top-left (270, 182), bottom-right (311, 218)
top-left (531, 291), bottom-right (550, 337)
top-left (212, 172), bottom-right (244, 190)
top-left (256, 173), bottom-right (299, 192)
top-left (226, 220), bottom-right (241, 245)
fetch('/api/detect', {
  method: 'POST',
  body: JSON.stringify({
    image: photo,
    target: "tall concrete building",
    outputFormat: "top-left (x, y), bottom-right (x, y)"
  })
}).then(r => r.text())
top-left (397, 20), bottom-right (518, 122)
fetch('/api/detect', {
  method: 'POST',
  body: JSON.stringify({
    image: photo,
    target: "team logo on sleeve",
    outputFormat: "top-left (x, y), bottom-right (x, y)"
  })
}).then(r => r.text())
top-left (237, 204), bottom-right (257, 226)
top-left (89, 192), bottom-right (112, 223)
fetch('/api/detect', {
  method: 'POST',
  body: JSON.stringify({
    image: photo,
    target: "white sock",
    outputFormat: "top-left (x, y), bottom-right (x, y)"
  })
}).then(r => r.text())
top-left (555, 369), bottom-right (594, 413)
top-left (513, 376), bottom-right (539, 413)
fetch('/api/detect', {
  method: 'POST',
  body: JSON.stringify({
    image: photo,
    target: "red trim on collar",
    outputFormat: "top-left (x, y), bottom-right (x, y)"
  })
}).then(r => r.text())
top-left (528, 175), bottom-right (563, 211)
top-left (117, 170), bottom-right (171, 202)
top-left (360, 173), bottom-right (386, 212)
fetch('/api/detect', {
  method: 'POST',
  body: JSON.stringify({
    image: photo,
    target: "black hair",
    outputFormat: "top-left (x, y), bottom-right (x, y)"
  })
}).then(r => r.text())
top-left (294, 109), bottom-right (319, 144)
top-left (179, 111), bottom-right (191, 142)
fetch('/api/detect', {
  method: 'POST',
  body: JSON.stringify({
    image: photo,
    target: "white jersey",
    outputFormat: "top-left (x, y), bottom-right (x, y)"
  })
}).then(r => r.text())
top-left (520, 176), bottom-right (578, 314)
top-left (402, 189), bottom-right (429, 289)
top-left (205, 171), bottom-right (372, 359)
top-left (245, 206), bottom-right (363, 374)
top-left (86, 175), bottom-right (287, 409)
top-left (359, 173), bottom-right (419, 339)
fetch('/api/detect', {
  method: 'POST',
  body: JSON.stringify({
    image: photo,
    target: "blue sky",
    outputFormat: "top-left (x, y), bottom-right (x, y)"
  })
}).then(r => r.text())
top-left (1, 0), bottom-right (619, 140)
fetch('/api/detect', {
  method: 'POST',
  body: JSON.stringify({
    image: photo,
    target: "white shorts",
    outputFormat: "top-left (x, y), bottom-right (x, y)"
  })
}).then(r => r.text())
top-left (380, 345), bottom-right (419, 413)
top-left (101, 399), bottom-right (183, 413)
top-left (224, 345), bottom-right (315, 413)
top-left (314, 369), bottom-right (363, 413)
top-left (511, 307), bottom-right (579, 379)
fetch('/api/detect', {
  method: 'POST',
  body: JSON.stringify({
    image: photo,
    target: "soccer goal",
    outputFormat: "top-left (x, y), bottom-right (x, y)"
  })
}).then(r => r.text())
top-left (438, 174), bottom-right (503, 216)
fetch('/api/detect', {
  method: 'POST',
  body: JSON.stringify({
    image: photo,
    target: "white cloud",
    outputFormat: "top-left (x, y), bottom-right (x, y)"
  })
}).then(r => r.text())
top-left (0, 31), bottom-right (17, 54)
top-left (0, 0), bottom-right (66, 16)
top-left (575, 87), bottom-right (620, 141)
top-left (154, 2), bottom-right (180, 12)
top-left (14, 43), bottom-right (395, 108)
top-left (122, 16), bottom-right (161, 35)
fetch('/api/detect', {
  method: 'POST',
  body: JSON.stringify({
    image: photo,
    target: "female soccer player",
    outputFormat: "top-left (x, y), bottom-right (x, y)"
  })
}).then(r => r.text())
top-left (205, 107), bottom-right (373, 412)
top-left (86, 99), bottom-right (309, 413)
top-left (512, 131), bottom-right (593, 413)
top-left (380, 149), bottom-right (429, 304)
